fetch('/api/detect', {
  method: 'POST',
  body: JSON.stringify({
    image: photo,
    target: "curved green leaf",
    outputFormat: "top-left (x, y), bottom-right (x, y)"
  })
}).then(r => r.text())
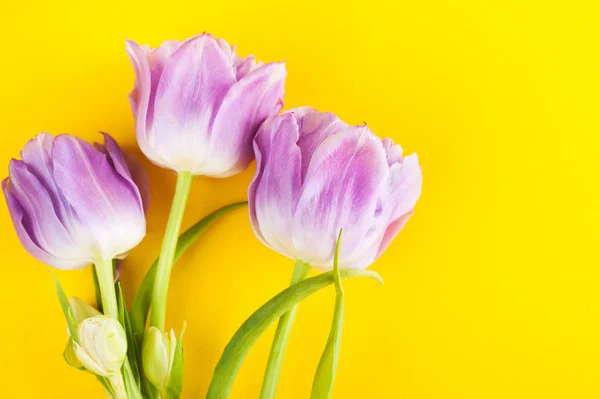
top-left (51, 274), bottom-right (78, 343)
top-left (131, 201), bottom-right (247, 340)
top-left (205, 268), bottom-right (383, 399)
top-left (166, 322), bottom-right (187, 399)
top-left (311, 231), bottom-right (344, 399)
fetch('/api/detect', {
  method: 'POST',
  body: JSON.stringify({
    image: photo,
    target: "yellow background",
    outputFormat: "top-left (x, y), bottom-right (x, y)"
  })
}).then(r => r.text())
top-left (1, 0), bottom-right (599, 397)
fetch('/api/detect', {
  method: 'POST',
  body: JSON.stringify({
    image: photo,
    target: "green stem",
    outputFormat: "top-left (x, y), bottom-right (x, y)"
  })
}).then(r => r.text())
top-left (95, 258), bottom-right (119, 318)
top-left (95, 259), bottom-right (143, 399)
top-left (108, 373), bottom-right (128, 399)
top-left (151, 171), bottom-right (194, 330)
top-left (206, 269), bottom-right (382, 399)
top-left (260, 260), bottom-right (310, 399)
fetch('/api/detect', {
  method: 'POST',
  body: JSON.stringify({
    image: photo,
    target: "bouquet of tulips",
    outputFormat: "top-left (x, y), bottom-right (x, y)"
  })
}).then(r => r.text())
top-left (3, 34), bottom-right (422, 399)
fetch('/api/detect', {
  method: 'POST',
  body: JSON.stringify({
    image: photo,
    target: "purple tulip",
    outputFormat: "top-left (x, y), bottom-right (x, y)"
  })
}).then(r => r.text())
top-left (2, 133), bottom-right (150, 270)
top-left (126, 34), bottom-right (287, 177)
top-left (249, 108), bottom-right (422, 270)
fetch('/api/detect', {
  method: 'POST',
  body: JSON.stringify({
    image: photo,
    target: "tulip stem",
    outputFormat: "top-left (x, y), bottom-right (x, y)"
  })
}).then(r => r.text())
top-left (95, 259), bottom-right (119, 318)
top-left (151, 171), bottom-right (194, 330)
top-left (259, 259), bottom-right (311, 399)
top-left (95, 259), bottom-right (144, 399)
top-left (108, 373), bottom-right (128, 399)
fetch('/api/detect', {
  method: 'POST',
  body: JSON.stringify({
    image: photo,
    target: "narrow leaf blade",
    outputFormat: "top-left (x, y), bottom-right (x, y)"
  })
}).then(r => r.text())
top-left (166, 322), bottom-right (187, 399)
top-left (51, 273), bottom-right (79, 342)
top-left (116, 282), bottom-right (141, 385)
top-left (310, 231), bottom-right (345, 399)
top-left (206, 268), bottom-right (381, 399)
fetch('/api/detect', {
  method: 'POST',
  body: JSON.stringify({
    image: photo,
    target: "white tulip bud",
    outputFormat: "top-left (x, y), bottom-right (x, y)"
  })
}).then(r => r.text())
top-left (142, 326), bottom-right (177, 390)
top-left (74, 316), bottom-right (127, 376)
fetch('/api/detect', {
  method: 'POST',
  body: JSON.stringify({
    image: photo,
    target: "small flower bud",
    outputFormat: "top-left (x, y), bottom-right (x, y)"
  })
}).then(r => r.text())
top-left (69, 297), bottom-right (101, 323)
top-left (74, 316), bottom-right (127, 376)
top-left (142, 327), bottom-right (177, 390)
top-left (63, 337), bottom-right (84, 370)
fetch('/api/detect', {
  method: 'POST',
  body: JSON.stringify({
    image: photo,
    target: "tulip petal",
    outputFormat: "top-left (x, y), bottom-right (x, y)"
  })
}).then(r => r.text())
top-left (51, 135), bottom-right (146, 259)
top-left (293, 126), bottom-right (389, 268)
top-left (151, 34), bottom-right (237, 171)
top-left (124, 152), bottom-right (151, 215)
top-left (249, 113), bottom-right (302, 257)
top-left (382, 137), bottom-right (403, 166)
top-left (6, 161), bottom-right (91, 266)
top-left (345, 153), bottom-right (422, 268)
top-left (294, 108), bottom-right (349, 179)
top-left (375, 210), bottom-right (413, 259)
top-left (234, 55), bottom-right (264, 79)
top-left (101, 132), bottom-right (150, 214)
top-left (126, 40), bottom-right (170, 169)
top-left (208, 62), bottom-right (286, 177)
top-left (19, 134), bottom-right (79, 228)
top-left (2, 178), bottom-right (87, 270)
top-left (385, 153), bottom-right (422, 221)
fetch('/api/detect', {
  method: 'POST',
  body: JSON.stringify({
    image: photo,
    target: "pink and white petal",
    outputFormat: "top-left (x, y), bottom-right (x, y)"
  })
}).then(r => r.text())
top-left (150, 34), bottom-right (237, 171)
top-left (381, 137), bottom-right (403, 166)
top-left (375, 210), bottom-right (414, 259)
top-left (385, 153), bottom-right (422, 221)
top-left (7, 161), bottom-right (90, 263)
top-left (126, 40), bottom-right (169, 169)
top-left (295, 108), bottom-right (349, 179)
top-left (249, 113), bottom-right (302, 258)
top-left (2, 178), bottom-right (89, 270)
top-left (235, 55), bottom-right (263, 79)
top-left (206, 62), bottom-right (286, 177)
top-left (124, 152), bottom-right (151, 214)
top-left (292, 126), bottom-right (389, 267)
top-left (100, 133), bottom-right (148, 214)
top-left (51, 136), bottom-right (146, 259)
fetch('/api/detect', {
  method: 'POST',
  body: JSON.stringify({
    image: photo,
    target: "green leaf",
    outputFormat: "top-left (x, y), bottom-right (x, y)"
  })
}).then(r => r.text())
top-left (96, 375), bottom-right (116, 398)
top-left (91, 265), bottom-right (103, 313)
top-left (116, 282), bottom-right (141, 385)
top-left (63, 337), bottom-right (84, 370)
top-left (310, 231), bottom-right (345, 399)
top-left (166, 322), bottom-right (187, 399)
top-left (130, 201), bottom-right (247, 342)
top-left (205, 268), bottom-right (383, 399)
top-left (51, 273), bottom-right (79, 343)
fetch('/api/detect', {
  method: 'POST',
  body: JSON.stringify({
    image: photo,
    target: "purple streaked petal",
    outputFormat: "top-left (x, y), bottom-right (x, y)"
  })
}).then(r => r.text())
top-left (100, 132), bottom-right (149, 214)
top-left (294, 108), bottom-right (349, 180)
top-left (249, 113), bottom-right (302, 257)
top-left (151, 34), bottom-right (237, 171)
top-left (382, 137), bottom-right (403, 166)
top-left (124, 152), bottom-right (151, 215)
top-left (375, 210), bottom-right (413, 259)
top-left (7, 160), bottom-right (90, 263)
top-left (385, 153), bottom-right (422, 221)
top-left (20, 133), bottom-right (87, 241)
top-left (20, 134), bottom-right (69, 218)
top-left (51, 135), bottom-right (146, 259)
top-left (292, 126), bottom-right (389, 268)
top-left (2, 178), bottom-right (89, 270)
top-left (125, 40), bottom-right (169, 169)
top-left (235, 55), bottom-right (264, 79)
top-left (207, 62), bottom-right (286, 177)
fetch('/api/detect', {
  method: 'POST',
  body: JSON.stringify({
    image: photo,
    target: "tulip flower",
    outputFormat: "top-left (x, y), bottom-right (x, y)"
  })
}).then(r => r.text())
top-left (2, 133), bottom-right (149, 271)
top-left (249, 107), bottom-right (422, 271)
top-left (126, 33), bottom-right (286, 330)
top-left (126, 33), bottom-right (287, 177)
top-left (249, 108), bottom-right (422, 397)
